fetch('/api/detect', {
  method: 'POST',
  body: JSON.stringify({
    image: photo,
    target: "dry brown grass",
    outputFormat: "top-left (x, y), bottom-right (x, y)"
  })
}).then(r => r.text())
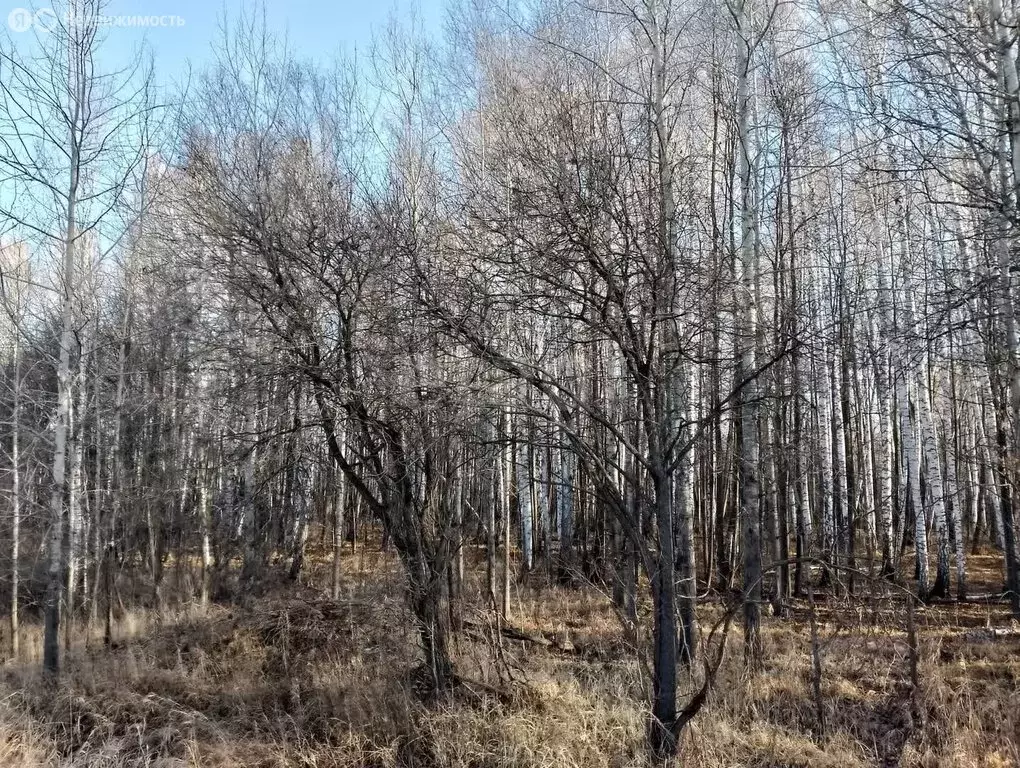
top-left (0, 543), bottom-right (1017, 767)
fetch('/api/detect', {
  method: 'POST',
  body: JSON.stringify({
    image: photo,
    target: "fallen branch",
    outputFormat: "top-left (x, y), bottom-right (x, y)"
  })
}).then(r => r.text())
top-left (461, 618), bottom-right (583, 654)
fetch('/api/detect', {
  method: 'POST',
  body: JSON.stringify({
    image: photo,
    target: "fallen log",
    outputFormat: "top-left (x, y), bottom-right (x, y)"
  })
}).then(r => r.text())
top-left (461, 618), bottom-right (583, 654)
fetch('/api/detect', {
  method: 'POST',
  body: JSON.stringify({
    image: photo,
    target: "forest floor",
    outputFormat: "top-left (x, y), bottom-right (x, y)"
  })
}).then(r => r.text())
top-left (0, 543), bottom-right (1018, 767)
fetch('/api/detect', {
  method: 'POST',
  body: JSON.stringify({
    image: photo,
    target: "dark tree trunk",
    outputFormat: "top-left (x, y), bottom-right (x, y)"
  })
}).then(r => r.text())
top-left (649, 471), bottom-right (678, 761)
top-left (409, 564), bottom-right (455, 697)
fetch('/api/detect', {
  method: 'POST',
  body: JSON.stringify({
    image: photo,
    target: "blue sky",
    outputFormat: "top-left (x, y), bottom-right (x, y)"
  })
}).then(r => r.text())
top-left (0, 0), bottom-right (450, 259)
top-left (8, 0), bottom-right (447, 86)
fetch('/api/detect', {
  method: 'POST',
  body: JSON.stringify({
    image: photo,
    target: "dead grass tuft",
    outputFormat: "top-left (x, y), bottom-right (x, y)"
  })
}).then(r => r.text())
top-left (0, 546), bottom-right (1016, 766)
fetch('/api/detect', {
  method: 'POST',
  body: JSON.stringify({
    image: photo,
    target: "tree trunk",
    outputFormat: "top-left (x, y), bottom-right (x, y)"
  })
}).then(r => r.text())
top-left (9, 332), bottom-right (21, 658)
top-left (649, 470), bottom-right (678, 759)
top-left (733, 0), bottom-right (762, 665)
top-left (44, 137), bottom-right (80, 676)
top-left (408, 559), bottom-right (455, 696)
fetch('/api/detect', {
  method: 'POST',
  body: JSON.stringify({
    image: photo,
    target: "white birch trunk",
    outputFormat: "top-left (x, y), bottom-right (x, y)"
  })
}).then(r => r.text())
top-left (917, 378), bottom-right (950, 597)
top-left (44, 125), bottom-right (80, 675)
top-left (516, 439), bottom-right (533, 573)
top-left (9, 331), bottom-right (21, 657)
top-left (733, 0), bottom-right (762, 660)
top-left (65, 366), bottom-right (86, 651)
top-left (991, 0), bottom-right (1020, 608)
top-left (898, 378), bottom-right (927, 596)
top-left (944, 418), bottom-right (966, 598)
